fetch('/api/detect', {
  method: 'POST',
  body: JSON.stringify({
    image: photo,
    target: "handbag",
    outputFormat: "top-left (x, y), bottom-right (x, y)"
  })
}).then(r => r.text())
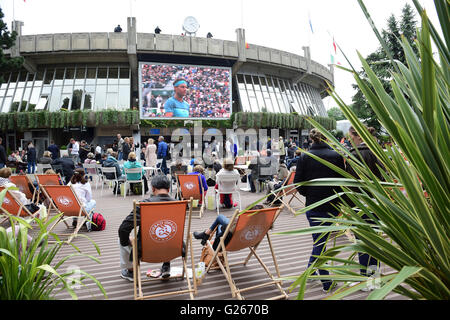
top-left (200, 245), bottom-right (223, 269)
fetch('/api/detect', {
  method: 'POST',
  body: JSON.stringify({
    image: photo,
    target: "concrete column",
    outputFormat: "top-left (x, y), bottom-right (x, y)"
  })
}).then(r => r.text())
top-left (10, 20), bottom-right (24, 57)
top-left (127, 17), bottom-right (138, 109)
top-left (232, 28), bottom-right (246, 75)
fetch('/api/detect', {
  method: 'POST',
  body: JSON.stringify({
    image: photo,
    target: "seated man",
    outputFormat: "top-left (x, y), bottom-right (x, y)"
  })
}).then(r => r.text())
top-left (287, 149), bottom-right (302, 170)
top-left (118, 175), bottom-right (175, 281)
top-left (52, 153), bottom-right (75, 184)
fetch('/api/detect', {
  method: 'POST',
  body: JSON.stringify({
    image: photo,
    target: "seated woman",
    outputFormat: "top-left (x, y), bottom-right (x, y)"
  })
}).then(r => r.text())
top-left (84, 152), bottom-right (98, 180)
top-left (38, 151), bottom-right (53, 164)
top-left (67, 168), bottom-right (96, 230)
top-left (193, 204), bottom-right (264, 249)
top-left (0, 167), bottom-right (45, 216)
top-left (215, 158), bottom-right (240, 209)
top-left (122, 152), bottom-right (149, 194)
top-left (265, 162), bottom-right (289, 205)
top-left (189, 165), bottom-right (208, 202)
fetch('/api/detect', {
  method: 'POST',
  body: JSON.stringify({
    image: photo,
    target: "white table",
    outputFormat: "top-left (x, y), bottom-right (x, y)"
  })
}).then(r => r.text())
top-left (143, 166), bottom-right (158, 179)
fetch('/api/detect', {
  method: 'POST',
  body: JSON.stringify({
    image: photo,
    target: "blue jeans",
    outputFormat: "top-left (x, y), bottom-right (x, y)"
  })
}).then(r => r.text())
top-left (209, 214), bottom-right (230, 238)
top-left (0, 163), bottom-right (4, 169)
top-left (306, 210), bottom-right (336, 290)
top-left (27, 162), bottom-right (36, 174)
top-left (118, 151), bottom-right (123, 161)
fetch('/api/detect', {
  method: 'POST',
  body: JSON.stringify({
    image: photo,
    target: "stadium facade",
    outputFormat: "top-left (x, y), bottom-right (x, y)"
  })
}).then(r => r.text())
top-left (0, 18), bottom-right (334, 157)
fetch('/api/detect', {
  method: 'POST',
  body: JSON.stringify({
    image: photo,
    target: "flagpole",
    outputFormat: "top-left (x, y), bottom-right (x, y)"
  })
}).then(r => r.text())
top-left (12, 0), bottom-right (15, 21)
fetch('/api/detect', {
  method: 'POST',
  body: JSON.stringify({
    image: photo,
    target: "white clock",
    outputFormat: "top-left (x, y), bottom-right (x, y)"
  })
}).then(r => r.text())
top-left (182, 16), bottom-right (200, 34)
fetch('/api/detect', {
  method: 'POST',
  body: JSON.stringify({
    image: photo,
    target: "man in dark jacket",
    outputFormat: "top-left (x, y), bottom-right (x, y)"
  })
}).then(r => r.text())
top-left (118, 175), bottom-right (175, 281)
top-left (78, 140), bottom-right (90, 164)
top-left (293, 128), bottom-right (345, 292)
top-left (48, 141), bottom-right (60, 160)
top-left (27, 142), bottom-right (37, 174)
top-left (52, 154), bottom-right (75, 184)
top-left (157, 136), bottom-right (169, 174)
top-left (0, 137), bottom-right (6, 169)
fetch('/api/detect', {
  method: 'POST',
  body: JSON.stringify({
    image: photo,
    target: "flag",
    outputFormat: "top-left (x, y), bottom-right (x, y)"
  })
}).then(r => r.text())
top-left (333, 37), bottom-right (337, 54)
top-left (245, 43), bottom-right (250, 49)
top-left (308, 12), bottom-right (314, 34)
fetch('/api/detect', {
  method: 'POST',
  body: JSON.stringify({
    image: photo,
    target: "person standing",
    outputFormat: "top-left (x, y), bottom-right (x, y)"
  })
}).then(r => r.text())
top-left (157, 136), bottom-right (168, 175)
top-left (346, 125), bottom-right (385, 290)
top-left (117, 134), bottom-right (124, 161)
top-left (279, 136), bottom-right (286, 163)
top-left (0, 137), bottom-right (6, 169)
top-left (26, 142), bottom-right (37, 174)
top-left (122, 137), bottom-right (131, 163)
top-left (293, 128), bottom-right (345, 292)
top-left (145, 138), bottom-right (157, 168)
top-left (48, 140), bottom-right (60, 160)
top-left (95, 144), bottom-right (102, 162)
top-left (69, 138), bottom-right (80, 164)
top-left (79, 140), bottom-right (90, 164)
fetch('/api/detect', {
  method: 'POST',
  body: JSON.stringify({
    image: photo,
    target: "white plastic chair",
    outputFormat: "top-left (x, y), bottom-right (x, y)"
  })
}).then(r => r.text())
top-left (123, 167), bottom-right (145, 198)
top-left (215, 173), bottom-right (241, 215)
top-left (156, 159), bottom-right (163, 174)
top-left (100, 167), bottom-right (120, 197)
top-left (36, 163), bottom-right (52, 174)
top-left (83, 163), bottom-right (100, 189)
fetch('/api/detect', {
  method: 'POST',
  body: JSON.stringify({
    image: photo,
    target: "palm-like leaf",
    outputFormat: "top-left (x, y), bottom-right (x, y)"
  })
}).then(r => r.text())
top-left (274, 0), bottom-right (449, 300)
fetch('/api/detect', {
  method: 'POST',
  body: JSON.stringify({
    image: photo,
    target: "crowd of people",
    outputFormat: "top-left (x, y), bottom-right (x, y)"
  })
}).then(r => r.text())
top-left (141, 64), bottom-right (231, 118)
top-left (1, 126), bottom-right (384, 295)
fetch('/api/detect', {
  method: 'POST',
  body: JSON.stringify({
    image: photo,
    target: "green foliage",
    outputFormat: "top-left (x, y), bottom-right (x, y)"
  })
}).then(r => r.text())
top-left (276, 0), bottom-right (449, 300)
top-left (327, 107), bottom-right (346, 121)
top-left (0, 7), bottom-right (23, 83)
top-left (0, 188), bottom-right (107, 300)
top-left (0, 110), bottom-right (140, 131)
top-left (351, 3), bottom-right (419, 131)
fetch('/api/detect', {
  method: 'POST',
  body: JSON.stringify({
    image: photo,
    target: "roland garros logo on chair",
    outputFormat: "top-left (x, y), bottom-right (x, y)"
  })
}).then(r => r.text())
top-left (184, 182), bottom-right (195, 190)
top-left (57, 195), bottom-right (73, 207)
top-left (240, 225), bottom-right (264, 244)
top-left (149, 220), bottom-right (178, 242)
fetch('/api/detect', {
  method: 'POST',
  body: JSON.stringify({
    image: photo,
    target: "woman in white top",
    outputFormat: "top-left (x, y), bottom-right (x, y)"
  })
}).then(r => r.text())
top-left (145, 138), bottom-right (157, 168)
top-left (215, 158), bottom-right (240, 208)
top-left (68, 168), bottom-right (96, 230)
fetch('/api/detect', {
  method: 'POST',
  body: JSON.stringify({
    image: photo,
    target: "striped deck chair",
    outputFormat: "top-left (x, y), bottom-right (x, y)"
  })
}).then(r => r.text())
top-left (39, 185), bottom-right (92, 243)
top-left (9, 175), bottom-right (37, 203)
top-left (176, 174), bottom-right (205, 219)
top-left (132, 199), bottom-right (197, 300)
top-left (0, 186), bottom-right (38, 224)
top-left (202, 206), bottom-right (288, 300)
top-left (270, 171), bottom-right (304, 215)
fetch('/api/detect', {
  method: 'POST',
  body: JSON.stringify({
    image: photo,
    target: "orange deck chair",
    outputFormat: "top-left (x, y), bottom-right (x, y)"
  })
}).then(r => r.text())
top-left (176, 174), bottom-right (205, 219)
top-left (131, 199), bottom-right (197, 300)
top-left (39, 185), bottom-right (91, 243)
top-left (9, 175), bottom-right (37, 203)
top-left (35, 174), bottom-right (64, 216)
top-left (270, 171), bottom-right (304, 215)
top-left (202, 206), bottom-right (288, 300)
top-left (0, 186), bottom-right (38, 224)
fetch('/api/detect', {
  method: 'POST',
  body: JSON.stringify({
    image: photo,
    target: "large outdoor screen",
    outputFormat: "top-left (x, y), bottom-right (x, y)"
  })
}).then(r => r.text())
top-left (139, 62), bottom-right (232, 119)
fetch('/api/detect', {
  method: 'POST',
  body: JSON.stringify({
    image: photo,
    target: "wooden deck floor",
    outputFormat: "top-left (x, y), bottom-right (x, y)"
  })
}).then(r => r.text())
top-left (34, 179), bottom-right (405, 301)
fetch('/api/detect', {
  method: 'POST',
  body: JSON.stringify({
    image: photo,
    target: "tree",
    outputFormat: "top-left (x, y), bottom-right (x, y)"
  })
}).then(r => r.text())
top-left (0, 6), bottom-right (23, 84)
top-left (327, 107), bottom-right (346, 121)
top-left (351, 3), bottom-right (418, 131)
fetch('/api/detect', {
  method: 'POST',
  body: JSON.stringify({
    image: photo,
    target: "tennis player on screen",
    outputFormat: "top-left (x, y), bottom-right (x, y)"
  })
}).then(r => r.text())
top-left (163, 78), bottom-right (190, 117)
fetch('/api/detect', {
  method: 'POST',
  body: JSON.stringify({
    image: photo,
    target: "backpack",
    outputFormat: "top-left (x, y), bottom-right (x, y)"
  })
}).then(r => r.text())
top-left (131, 182), bottom-right (143, 195)
top-left (90, 212), bottom-right (106, 231)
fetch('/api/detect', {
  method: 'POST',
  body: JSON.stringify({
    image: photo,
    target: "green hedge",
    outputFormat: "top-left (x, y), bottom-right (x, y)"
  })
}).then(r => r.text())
top-left (233, 112), bottom-right (336, 130)
top-left (0, 110), bottom-right (140, 131)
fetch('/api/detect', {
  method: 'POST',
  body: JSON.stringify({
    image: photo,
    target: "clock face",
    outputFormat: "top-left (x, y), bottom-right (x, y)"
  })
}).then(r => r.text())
top-left (183, 16), bottom-right (199, 34)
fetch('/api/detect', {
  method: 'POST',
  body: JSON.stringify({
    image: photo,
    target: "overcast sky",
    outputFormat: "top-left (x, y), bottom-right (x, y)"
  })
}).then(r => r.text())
top-left (0, 0), bottom-right (440, 110)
